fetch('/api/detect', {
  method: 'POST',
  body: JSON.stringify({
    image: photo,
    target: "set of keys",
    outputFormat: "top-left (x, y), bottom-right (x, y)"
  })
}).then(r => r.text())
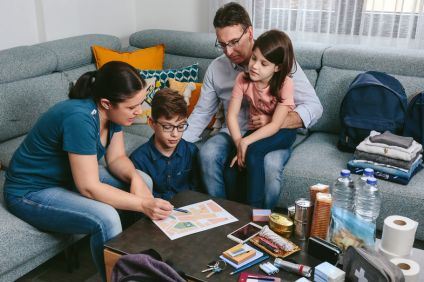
top-left (201, 260), bottom-right (226, 278)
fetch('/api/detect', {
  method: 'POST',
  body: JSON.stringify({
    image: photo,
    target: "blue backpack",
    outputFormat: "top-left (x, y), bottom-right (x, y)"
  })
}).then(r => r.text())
top-left (338, 71), bottom-right (407, 152)
top-left (403, 91), bottom-right (424, 145)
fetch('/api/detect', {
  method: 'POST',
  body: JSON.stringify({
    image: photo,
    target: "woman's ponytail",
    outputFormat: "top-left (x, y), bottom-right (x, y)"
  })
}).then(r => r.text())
top-left (69, 62), bottom-right (145, 103)
top-left (68, 71), bottom-right (97, 99)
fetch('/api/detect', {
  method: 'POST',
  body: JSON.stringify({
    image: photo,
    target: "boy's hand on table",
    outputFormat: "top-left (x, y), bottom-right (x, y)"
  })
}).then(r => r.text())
top-left (142, 198), bottom-right (173, 220)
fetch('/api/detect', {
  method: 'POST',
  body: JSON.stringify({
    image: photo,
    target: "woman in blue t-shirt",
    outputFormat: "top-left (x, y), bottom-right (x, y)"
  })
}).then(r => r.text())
top-left (3, 61), bottom-right (174, 281)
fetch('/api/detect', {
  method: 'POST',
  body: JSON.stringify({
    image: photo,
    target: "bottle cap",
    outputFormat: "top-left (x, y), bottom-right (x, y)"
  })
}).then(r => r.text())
top-left (364, 168), bottom-right (374, 176)
top-left (340, 169), bottom-right (350, 177)
top-left (366, 177), bottom-right (377, 185)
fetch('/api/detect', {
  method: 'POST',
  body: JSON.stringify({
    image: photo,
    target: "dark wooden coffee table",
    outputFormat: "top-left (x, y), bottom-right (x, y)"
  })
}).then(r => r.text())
top-left (104, 190), bottom-right (321, 281)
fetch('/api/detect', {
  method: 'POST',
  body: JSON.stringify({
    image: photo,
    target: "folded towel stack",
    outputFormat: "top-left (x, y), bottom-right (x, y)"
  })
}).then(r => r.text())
top-left (348, 131), bottom-right (423, 185)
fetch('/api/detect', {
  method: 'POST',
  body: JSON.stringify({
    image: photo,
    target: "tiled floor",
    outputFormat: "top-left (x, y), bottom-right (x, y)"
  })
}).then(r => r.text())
top-left (17, 237), bottom-right (101, 282)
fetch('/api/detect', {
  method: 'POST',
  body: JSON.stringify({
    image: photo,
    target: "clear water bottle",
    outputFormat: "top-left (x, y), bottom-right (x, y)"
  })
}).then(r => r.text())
top-left (332, 169), bottom-right (355, 211)
top-left (355, 177), bottom-right (381, 222)
top-left (358, 168), bottom-right (374, 190)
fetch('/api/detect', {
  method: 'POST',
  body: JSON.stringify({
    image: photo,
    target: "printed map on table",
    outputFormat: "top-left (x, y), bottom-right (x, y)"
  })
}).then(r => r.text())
top-left (153, 200), bottom-right (238, 240)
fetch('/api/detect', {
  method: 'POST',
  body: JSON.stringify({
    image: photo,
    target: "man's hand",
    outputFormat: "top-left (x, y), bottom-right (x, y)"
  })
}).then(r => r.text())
top-left (250, 114), bottom-right (272, 129)
top-left (141, 198), bottom-right (173, 220)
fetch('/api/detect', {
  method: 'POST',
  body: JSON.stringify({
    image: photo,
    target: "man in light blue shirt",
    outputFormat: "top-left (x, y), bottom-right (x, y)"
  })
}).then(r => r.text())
top-left (183, 2), bottom-right (323, 208)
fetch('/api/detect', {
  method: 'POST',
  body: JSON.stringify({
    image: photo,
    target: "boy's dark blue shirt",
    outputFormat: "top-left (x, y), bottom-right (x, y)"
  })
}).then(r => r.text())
top-left (130, 135), bottom-right (200, 200)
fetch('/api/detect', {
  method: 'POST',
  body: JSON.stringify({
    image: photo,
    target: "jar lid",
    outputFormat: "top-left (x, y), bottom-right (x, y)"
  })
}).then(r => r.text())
top-left (269, 213), bottom-right (293, 227)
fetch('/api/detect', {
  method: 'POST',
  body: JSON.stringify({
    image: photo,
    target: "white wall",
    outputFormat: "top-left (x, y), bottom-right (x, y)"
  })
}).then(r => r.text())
top-left (0, 0), bottom-right (137, 50)
top-left (0, 0), bottom-right (40, 50)
top-left (0, 0), bottom-right (210, 51)
top-left (135, 0), bottom-right (210, 33)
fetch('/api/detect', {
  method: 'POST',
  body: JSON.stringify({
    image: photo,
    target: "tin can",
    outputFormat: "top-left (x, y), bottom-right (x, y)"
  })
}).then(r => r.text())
top-left (294, 198), bottom-right (312, 222)
top-left (269, 213), bottom-right (293, 238)
top-left (294, 198), bottom-right (313, 240)
top-left (287, 205), bottom-right (296, 220)
top-left (295, 220), bottom-right (311, 240)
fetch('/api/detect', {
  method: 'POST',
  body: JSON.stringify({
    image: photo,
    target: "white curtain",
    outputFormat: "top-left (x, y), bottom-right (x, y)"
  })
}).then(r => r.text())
top-left (252, 0), bottom-right (424, 47)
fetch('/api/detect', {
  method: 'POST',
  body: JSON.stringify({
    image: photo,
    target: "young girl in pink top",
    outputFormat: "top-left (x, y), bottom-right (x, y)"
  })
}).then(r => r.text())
top-left (226, 29), bottom-right (297, 208)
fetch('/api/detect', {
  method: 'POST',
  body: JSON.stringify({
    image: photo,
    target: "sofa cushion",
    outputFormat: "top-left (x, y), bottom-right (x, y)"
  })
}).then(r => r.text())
top-left (281, 132), bottom-right (424, 240)
top-left (123, 132), bottom-right (149, 156)
top-left (63, 64), bottom-right (97, 83)
top-left (0, 46), bottom-right (57, 84)
top-left (130, 29), bottom-right (221, 60)
top-left (92, 44), bottom-right (165, 70)
top-left (0, 135), bottom-right (25, 169)
top-left (293, 42), bottom-right (328, 71)
top-left (124, 124), bottom-right (154, 139)
top-left (36, 34), bottom-right (121, 71)
top-left (0, 73), bottom-right (69, 142)
top-left (323, 45), bottom-right (424, 78)
top-left (0, 171), bottom-right (79, 281)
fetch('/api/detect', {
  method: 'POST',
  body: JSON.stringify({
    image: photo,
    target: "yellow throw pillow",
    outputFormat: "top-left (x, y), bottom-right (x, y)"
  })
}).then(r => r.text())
top-left (92, 44), bottom-right (165, 70)
top-left (168, 78), bottom-right (202, 115)
top-left (133, 78), bottom-right (159, 124)
top-left (168, 78), bottom-right (219, 128)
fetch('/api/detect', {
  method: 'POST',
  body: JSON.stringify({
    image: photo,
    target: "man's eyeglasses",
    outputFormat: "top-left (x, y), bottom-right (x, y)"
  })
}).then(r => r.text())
top-left (215, 27), bottom-right (248, 51)
top-left (155, 121), bottom-right (189, 132)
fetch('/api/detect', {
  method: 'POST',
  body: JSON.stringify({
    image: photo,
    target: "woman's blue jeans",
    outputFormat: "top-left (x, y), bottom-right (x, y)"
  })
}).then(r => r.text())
top-left (3, 167), bottom-right (152, 282)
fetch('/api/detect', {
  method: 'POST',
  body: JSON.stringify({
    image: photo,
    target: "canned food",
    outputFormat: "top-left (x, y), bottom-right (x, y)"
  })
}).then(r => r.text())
top-left (294, 198), bottom-right (313, 222)
top-left (287, 205), bottom-right (295, 220)
top-left (269, 213), bottom-right (293, 238)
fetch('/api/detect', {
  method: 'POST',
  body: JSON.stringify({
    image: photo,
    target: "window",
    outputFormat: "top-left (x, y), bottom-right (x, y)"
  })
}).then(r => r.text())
top-left (253, 0), bottom-right (424, 40)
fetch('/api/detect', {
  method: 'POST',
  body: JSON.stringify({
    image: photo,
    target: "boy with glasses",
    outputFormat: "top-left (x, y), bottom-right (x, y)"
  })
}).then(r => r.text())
top-left (183, 2), bottom-right (323, 208)
top-left (130, 88), bottom-right (200, 200)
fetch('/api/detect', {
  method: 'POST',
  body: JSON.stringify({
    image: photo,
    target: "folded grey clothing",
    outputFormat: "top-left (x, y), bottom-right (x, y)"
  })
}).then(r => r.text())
top-left (369, 131), bottom-right (414, 148)
top-left (354, 150), bottom-right (421, 170)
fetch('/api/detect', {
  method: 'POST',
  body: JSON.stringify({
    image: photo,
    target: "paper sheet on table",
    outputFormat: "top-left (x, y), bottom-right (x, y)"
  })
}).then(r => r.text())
top-left (153, 199), bottom-right (238, 240)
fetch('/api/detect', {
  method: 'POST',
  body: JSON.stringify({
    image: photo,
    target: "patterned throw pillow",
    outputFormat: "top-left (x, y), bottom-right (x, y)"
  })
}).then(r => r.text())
top-left (140, 63), bottom-right (199, 93)
top-left (133, 78), bottom-right (159, 124)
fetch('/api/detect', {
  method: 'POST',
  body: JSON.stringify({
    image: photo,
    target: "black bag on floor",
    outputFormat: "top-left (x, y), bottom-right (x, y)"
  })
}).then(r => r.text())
top-left (343, 246), bottom-right (404, 282)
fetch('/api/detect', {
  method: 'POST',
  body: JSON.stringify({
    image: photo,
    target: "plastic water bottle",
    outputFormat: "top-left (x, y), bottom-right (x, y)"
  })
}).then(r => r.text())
top-left (331, 169), bottom-right (355, 211)
top-left (355, 177), bottom-right (381, 222)
top-left (358, 168), bottom-right (374, 191)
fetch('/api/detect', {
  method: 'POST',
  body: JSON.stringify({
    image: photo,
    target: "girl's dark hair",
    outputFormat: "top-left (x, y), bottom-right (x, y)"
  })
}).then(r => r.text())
top-left (213, 2), bottom-right (252, 29)
top-left (68, 61), bottom-right (146, 104)
top-left (151, 88), bottom-right (188, 121)
top-left (245, 30), bottom-right (296, 102)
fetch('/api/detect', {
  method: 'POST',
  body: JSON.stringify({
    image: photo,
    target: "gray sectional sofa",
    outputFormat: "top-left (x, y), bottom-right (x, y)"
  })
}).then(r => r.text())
top-left (1, 29), bottom-right (423, 280)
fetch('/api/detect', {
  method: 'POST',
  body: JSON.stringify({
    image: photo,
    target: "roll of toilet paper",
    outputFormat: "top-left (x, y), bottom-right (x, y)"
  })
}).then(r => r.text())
top-left (390, 258), bottom-right (420, 282)
top-left (381, 215), bottom-right (418, 257)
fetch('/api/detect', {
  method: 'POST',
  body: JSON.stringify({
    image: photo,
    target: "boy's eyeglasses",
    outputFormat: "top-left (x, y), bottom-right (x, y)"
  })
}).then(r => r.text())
top-left (215, 27), bottom-right (248, 51)
top-left (155, 121), bottom-right (189, 132)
